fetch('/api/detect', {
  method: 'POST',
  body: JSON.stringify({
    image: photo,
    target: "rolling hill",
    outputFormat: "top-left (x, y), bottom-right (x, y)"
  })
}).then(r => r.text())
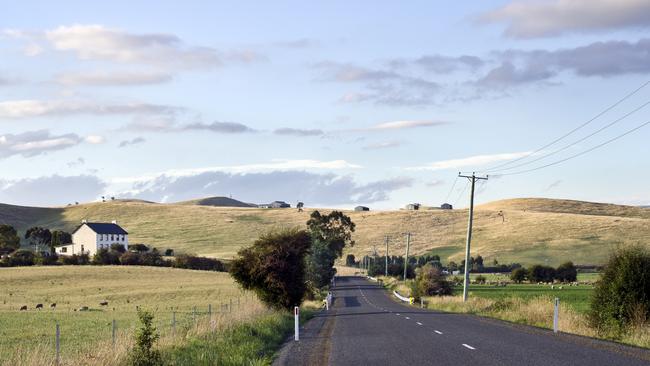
top-left (0, 198), bottom-right (648, 266)
top-left (176, 196), bottom-right (257, 207)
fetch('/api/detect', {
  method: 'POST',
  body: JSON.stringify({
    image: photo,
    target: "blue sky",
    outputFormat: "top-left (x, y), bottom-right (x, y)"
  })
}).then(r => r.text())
top-left (1, 0), bottom-right (649, 208)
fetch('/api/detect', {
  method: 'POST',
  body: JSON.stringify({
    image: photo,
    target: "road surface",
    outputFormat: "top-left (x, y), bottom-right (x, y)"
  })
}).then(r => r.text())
top-left (274, 276), bottom-right (650, 366)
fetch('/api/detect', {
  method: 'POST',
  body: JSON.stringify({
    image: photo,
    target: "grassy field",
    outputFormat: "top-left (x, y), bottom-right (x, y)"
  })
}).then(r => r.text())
top-left (0, 266), bottom-right (264, 365)
top-left (1, 197), bottom-right (649, 266)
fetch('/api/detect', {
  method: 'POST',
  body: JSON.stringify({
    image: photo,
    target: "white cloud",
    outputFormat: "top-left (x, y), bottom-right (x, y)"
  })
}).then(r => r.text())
top-left (0, 175), bottom-right (105, 206)
top-left (274, 128), bottom-right (324, 137)
top-left (362, 141), bottom-right (402, 150)
top-left (482, 0), bottom-right (650, 38)
top-left (85, 135), bottom-right (105, 144)
top-left (406, 152), bottom-right (530, 171)
top-left (0, 99), bottom-right (179, 119)
top-left (111, 159), bottom-right (362, 184)
top-left (55, 70), bottom-right (173, 86)
top-left (0, 130), bottom-right (84, 158)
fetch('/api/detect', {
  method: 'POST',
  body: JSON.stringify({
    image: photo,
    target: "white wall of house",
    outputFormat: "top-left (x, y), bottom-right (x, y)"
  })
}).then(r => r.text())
top-left (57, 224), bottom-right (129, 256)
top-left (55, 244), bottom-right (77, 255)
top-left (95, 232), bottom-right (129, 251)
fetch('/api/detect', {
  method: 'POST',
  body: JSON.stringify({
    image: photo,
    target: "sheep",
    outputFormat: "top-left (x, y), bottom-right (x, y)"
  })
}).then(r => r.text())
top-left (20, 305), bottom-right (27, 311)
top-left (99, 300), bottom-right (109, 306)
top-left (35, 303), bottom-right (43, 310)
top-left (50, 303), bottom-right (56, 309)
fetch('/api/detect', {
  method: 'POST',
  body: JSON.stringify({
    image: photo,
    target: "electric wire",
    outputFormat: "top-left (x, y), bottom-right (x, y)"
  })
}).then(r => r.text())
top-left (479, 80), bottom-right (650, 172)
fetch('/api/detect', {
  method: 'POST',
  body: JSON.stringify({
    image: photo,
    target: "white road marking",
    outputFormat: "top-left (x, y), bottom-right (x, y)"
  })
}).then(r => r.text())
top-left (434, 330), bottom-right (443, 335)
top-left (396, 313), bottom-right (400, 316)
top-left (462, 344), bottom-right (476, 350)
top-left (405, 317), bottom-right (410, 320)
top-left (416, 322), bottom-right (423, 326)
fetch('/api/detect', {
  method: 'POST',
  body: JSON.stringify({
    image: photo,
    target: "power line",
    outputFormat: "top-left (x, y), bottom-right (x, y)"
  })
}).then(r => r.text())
top-left (444, 176), bottom-right (459, 202)
top-left (483, 99), bottom-right (650, 173)
top-left (481, 80), bottom-right (650, 172)
top-left (498, 118), bottom-right (650, 176)
top-left (453, 179), bottom-right (470, 208)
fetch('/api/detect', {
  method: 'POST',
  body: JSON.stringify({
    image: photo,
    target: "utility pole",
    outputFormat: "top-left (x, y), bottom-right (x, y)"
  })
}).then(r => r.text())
top-left (385, 236), bottom-right (389, 277)
top-left (403, 232), bottom-right (411, 281)
top-left (458, 172), bottom-right (488, 302)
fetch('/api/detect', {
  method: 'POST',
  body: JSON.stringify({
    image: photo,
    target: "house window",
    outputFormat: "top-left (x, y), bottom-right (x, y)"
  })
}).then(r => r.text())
top-left (61, 247), bottom-right (67, 253)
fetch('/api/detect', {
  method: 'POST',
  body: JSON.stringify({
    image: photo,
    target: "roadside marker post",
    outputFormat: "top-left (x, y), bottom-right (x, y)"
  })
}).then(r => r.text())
top-left (553, 298), bottom-right (560, 333)
top-left (55, 323), bottom-right (60, 366)
top-left (294, 306), bottom-right (300, 341)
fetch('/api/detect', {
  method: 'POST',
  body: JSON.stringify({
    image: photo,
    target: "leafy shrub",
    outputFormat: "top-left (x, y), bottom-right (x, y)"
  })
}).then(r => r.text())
top-left (120, 251), bottom-right (142, 265)
top-left (35, 253), bottom-right (59, 265)
top-left (475, 275), bottom-right (487, 284)
top-left (305, 239), bottom-right (337, 289)
top-left (110, 243), bottom-right (126, 253)
top-left (510, 267), bottom-right (527, 283)
top-left (128, 309), bottom-right (162, 366)
top-left (589, 246), bottom-right (650, 336)
top-left (345, 254), bottom-right (356, 266)
top-left (230, 228), bottom-right (312, 310)
top-left (7, 250), bottom-right (35, 266)
top-left (129, 243), bottom-right (149, 253)
top-left (0, 224), bottom-right (20, 255)
top-left (410, 264), bottom-right (452, 300)
top-left (164, 248), bottom-right (174, 256)
top-left (555, 261), bottom-right (577, 282)
top-left (173, 254), bottom-right (224, 271)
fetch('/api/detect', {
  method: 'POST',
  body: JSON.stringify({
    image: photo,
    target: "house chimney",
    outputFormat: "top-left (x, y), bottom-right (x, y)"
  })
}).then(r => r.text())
top-left (112, 220), bottom-right (117, 224)
top-left (81, 219), bottom-right (87, 224)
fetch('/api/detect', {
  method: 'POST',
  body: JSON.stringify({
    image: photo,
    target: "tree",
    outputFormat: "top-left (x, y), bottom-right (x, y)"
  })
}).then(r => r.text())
top-left (527, 265), bottom-right (556, 283)
top-left (306, 210), bottom-right (355, 257)
top-left (128, 309), bottom-right (162, 366)
top-left (447, 261), bottom-right (458, 272)
top-left (345, 254), bottom-right (356, 266)
top-left (8, 249), bottom-right (35, 266)
top-left (25, 227), bottom-right (52, 253)
top-left (0, 224), bottom-right (20, 255)
top-left (93, 248), bottom-right (121, 265)
top-left (590, 246), bottom-right (650, 336)
top-left (129, 244), bottom-right (149, 253)
top-left (473, 255), bottom-right (484, 272)
top-left (555, 262), bottom-right (577, 283)
top-left (410, 264), bottom-right (452, 299)
top-left (510, 267), bottom-right (527, 283)
top-left (111, 243), bottom-right (127, 253)
top-left (51, 231), bottom-right (72, 248)
top-left (230, 228), bottom-right (312, 310)
top-left (306, 239), bottom-right (337, 289)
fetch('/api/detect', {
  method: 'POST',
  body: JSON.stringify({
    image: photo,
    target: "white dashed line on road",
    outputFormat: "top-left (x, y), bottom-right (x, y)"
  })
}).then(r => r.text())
top-left (416, 322), bottom-right (423, 326)
top-left (396, 313), bottom-right (400, 316)
top-left (434, 330), bottom-right (443, 335)
top-left (462, 344), bottom-right (476, 350)
top-left (405, 317), bottom-right (410, 320)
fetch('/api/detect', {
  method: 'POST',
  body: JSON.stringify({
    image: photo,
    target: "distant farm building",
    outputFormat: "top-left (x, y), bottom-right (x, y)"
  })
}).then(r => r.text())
top-left (405, 203), bottom-right (421, 210)
top-left (55, 220), bottom-right (128, 256)
top-left (441, 203), bottom-right (453, 210)
top-left (259, 201), bottom-right (290, 208)
top-left (354, 206), bottom-right (370, 211)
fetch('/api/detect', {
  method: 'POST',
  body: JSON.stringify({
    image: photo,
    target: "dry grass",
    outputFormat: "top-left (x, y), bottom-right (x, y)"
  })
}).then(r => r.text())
top-left (0, 266), bottom-right (264, 365)
top-left (1, 197), bottom-right (649, 265)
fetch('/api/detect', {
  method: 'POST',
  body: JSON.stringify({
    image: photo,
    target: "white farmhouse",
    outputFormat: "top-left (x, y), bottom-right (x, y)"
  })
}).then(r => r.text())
top-left (55, 220), bottom-right (129, 256)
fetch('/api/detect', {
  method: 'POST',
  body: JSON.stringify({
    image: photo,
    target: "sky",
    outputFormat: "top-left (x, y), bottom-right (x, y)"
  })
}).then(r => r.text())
top-left (1, 0), bottom-right (649, 208)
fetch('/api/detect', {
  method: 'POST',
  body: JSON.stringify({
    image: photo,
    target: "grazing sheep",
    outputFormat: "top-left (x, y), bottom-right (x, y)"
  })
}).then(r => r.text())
top-left (99, 300), bottom-right (108, 306)
top-left (35, 304), bottom-right (43, 310)
top-left (20, 305), bottom-right (27, 311)
top-left (50, 303), bottom-right (56, 309)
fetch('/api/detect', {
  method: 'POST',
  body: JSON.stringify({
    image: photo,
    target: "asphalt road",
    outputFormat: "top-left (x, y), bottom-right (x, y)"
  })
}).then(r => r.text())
top-left (274, 276), bottom-right (650, 366)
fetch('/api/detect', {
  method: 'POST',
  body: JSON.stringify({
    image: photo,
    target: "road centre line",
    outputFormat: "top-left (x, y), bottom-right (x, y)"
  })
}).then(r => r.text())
top-left (462, 344), bottom-right (476, 350)
top-left (416, 322), bottom-right (423, 326)
top-left (434, 330), bottom-right (443, 335)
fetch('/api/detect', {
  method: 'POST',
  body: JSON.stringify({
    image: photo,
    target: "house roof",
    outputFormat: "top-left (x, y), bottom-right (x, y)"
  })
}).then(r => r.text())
top-left (73, 222), bottom-right (128, 235)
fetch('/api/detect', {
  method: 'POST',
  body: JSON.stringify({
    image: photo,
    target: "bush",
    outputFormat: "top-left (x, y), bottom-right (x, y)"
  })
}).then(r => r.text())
top-left (173, 254), bottom-right (224, 271)
top-left (475, 275), bottom-right (487, 284)
top-left (110, 243), bottom-right (126, 253)
top-left (130, 244), bottom-right (149, 253)
top-left (35, 253), bottom-right (59, 265)
top-left (120, 251), bottom-right (142, 265)
top-left (0, 224), bottom-right (20, 255)
top-left (555, 261), bottom-right (577, 282)
top-left (8, 250), bottom-right (35, 266)
top-left (93, 248), bottom-right (121, 265)
top-left (164, 248), bottom-right (174, 256)
top-left (589, 246), bottom-right (650, 336)
top-left (128, 309), bottom-right (162, 366)
top-left (510, 267), bottom-right (527, 283)
top-left (230, 228), bottom-right (312, 311)
top-left (410, 264), bottom-right (452, 300)
top-left (305, 239), bottom-right (337, 289)
top-left (345, 254), bottom-right (356, 266)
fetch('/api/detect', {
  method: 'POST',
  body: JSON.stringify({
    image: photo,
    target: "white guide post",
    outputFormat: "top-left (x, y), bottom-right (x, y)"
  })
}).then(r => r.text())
top-left (294, 306), bottom-right (300, 341)
top-left (553, 298), bottom-right (560, 333)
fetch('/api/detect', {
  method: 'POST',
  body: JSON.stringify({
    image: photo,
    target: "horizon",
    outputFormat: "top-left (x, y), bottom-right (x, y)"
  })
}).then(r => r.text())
top-left (1, 0), bottom-right (649, 209)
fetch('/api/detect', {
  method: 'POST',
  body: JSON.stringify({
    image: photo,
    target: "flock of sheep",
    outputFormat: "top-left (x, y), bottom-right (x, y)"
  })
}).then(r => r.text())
top-left (18, 300), bottom-right (109, 311)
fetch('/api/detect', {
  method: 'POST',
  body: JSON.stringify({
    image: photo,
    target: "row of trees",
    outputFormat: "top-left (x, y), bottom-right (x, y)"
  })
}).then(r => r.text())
top-left (0, 224), bottom-right (73, 255)
top-left (510, 262), bottom-right (578, 283)
top-left (230, 210), bottom-right (355, 310)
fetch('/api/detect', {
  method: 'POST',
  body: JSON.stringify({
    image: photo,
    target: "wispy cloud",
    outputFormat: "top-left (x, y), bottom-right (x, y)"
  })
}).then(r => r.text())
top-left (362, 141), bottom-right (402, 150)
top-left (118, 137), bottom-right (145, 148)
top-left (0, 175), bottom-right (105, 206)
top-left (365, 120), bottom-right (447, 131)
top-left (181, 121), bottom-right (256, 134)
top-left (273, 128), bottom-right (324, 137)
top-left (406, 152), bottom-right (530, 171)
top-left (55, 70), bottom-right (173, 86)
top-left (481, 0), bottom-right (650, 38)
top-left (0, 99), bottom-right (179, 119)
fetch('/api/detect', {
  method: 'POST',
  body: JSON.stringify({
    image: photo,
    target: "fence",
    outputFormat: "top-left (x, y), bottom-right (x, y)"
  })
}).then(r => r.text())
top-left (1, 293), bottom-right (265, 365)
